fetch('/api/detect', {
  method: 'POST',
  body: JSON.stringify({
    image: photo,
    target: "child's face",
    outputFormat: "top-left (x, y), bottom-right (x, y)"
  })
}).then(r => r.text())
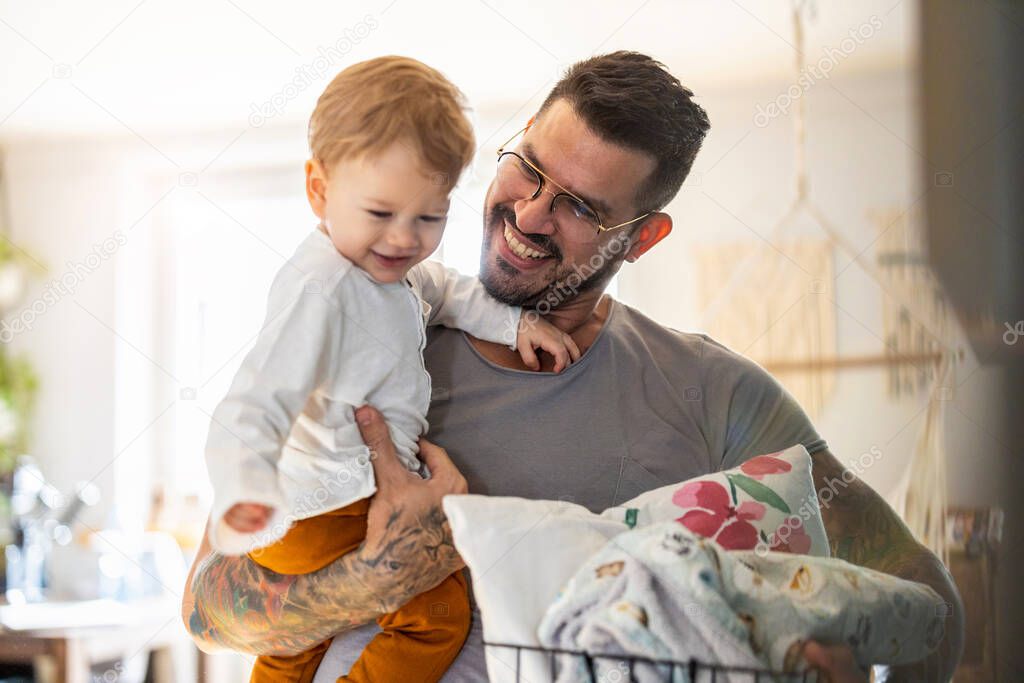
top-left (306, 142), bottom-right (452, 284)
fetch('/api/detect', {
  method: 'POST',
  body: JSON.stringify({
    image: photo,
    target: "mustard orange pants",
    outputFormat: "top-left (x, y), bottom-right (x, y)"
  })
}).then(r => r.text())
top-left (247, 498), bottom-right (470, 683)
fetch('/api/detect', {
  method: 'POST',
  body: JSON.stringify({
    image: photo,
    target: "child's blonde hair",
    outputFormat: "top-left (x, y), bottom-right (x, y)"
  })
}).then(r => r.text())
top-left (308, 56), bottom-right (475, 189)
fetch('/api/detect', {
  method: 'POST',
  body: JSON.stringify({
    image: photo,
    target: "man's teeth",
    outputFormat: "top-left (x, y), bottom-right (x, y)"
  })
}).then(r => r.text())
top-left (503, 225), bottom-right (550, 259)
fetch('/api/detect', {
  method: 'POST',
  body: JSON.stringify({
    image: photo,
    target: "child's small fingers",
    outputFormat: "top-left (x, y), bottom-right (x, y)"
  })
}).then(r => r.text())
top-left (242, 504), bottom-right (272, 520)
top-left (227, 516), bottom-right (258, 533)
top-left (520, 343), bottom-right (540, 370)
top-left (246, 512), bottom-right (270, 529)
top-left (551, 346), bottom-right (569, 372)
top-left (565, 335), bottom-right (581, 362)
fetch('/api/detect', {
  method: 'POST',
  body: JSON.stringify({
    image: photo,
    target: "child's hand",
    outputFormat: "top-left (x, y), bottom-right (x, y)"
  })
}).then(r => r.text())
top-left (225, 502), bottom-right (274, 533)
top-left (515, 312), bottom-right (581, 372)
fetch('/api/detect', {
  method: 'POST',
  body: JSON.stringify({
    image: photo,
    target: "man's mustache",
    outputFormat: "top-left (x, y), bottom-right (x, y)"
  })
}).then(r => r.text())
top-left (489, 203), bottom-right (562, 260)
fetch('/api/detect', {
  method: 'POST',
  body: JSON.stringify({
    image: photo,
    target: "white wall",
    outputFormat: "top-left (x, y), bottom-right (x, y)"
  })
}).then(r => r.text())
top-left (4, 138), bottom-right (125, 527)
top-left (1, 125), bottom-right (308, 533)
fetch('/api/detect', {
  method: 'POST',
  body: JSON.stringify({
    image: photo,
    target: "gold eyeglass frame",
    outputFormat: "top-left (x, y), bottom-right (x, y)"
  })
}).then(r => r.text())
top-left (496, 126), bottom-right (652, 236)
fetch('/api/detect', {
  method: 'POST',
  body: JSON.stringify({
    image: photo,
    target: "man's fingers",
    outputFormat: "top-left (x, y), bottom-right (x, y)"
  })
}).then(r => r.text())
top-left (802, 641), bottom-right (867, 683)
top-left (418, 439), bottom-right (467, 494)
top-left (355, 404), bottom-right (406, 479)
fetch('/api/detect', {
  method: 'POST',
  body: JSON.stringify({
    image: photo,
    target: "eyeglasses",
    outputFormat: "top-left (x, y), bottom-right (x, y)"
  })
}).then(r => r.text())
top-left (495, 127), bottom-right (651, 243)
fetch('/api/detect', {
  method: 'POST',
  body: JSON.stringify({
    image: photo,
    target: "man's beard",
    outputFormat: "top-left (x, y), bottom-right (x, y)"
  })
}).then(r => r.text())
top-left (478, 202), bottom-right (625, 309)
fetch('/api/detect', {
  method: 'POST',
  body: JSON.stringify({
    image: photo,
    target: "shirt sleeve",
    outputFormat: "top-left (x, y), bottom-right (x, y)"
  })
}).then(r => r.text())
top-left (203, 278), bottom-right (342, 553)
top-left (406, 260), bottom-right (520, 350)
top-left (706, 342), bottom-right (828, 471)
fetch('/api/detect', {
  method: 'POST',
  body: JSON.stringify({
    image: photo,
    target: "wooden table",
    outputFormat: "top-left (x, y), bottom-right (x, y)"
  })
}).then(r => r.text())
top-left (0, 598), bottom-right (205, 683)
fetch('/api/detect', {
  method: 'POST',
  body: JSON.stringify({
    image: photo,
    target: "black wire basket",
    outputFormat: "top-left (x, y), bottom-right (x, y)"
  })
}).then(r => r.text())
top-left (484, 641), bottom-right (822, 683)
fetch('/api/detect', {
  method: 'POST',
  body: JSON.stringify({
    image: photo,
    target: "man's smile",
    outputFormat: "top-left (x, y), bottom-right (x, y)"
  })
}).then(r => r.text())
top-left (495, 219), bottom-right (558, 272)
top-left (502, 222), bottom-right (551, 260)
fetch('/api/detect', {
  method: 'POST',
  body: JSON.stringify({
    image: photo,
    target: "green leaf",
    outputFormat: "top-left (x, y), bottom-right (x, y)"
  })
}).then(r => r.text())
top-left (726, 473), bottom-right (791, 514)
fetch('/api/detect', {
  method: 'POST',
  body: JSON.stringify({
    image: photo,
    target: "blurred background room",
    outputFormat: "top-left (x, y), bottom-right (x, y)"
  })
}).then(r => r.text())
top-left (0, 0), bottom-right (1020, 680)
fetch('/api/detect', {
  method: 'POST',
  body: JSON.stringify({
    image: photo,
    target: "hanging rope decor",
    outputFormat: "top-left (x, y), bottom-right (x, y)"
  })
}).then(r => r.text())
top-left (698, 0), bottom-right (956, 559)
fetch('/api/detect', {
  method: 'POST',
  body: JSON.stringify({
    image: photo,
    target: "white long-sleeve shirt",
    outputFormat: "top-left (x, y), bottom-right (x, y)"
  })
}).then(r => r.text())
top-left (205, 229), bottom-right (521, 555)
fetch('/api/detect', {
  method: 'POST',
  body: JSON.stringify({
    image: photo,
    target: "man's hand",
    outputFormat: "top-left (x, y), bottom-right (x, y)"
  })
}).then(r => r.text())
top-left (182, 405), bottom-right (469, 656)
top-left (803, 641), bottom-right (869, 682)
top-left (811, 449), bottom-right (963, 681)
top-left (354, 405), bottom-right (468, 610)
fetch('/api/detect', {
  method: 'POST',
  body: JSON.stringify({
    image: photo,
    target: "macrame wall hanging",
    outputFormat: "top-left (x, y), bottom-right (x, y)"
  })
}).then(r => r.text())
top-left (695, 0), bottom-right (959, 560)
top-left (871, 204), bottom-right (953, 399)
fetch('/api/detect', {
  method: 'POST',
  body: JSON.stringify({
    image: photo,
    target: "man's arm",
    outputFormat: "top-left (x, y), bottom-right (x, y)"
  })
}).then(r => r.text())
top-left (182, 405), bottom-right (467, 656)
top-left (810, 448), bottom-right (964, 682)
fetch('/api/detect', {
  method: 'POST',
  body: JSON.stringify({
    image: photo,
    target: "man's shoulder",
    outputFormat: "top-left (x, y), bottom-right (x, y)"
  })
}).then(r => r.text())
top-left (609, 300), bottom-right (760, 374)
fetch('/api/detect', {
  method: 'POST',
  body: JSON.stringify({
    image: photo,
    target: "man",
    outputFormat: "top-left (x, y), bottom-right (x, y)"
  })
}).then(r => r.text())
top-left (183, 52), bottom-right (963, 681)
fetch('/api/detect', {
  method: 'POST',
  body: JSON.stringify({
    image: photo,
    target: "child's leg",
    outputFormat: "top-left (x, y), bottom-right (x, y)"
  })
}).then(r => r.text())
top-left (247, 499), bottom-right (370, 683)
top-left (249, 641), bottom-right (333, 683)
top-left (248, 498), bottom-right (369, 574)
top-left (339, 571), bottom-right (471, 683)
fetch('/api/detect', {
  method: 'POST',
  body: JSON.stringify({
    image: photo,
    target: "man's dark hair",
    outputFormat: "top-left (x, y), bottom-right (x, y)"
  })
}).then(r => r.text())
top-left (538, 51), bottom-right (711, 213)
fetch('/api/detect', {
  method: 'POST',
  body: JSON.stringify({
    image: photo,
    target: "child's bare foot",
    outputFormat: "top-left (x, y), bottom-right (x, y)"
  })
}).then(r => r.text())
top-left (225, 502), bottom-right (274, 533)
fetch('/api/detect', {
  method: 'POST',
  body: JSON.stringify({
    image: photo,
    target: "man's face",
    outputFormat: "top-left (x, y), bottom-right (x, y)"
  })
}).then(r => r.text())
top-left (479, 99), bottom-right (656, 308)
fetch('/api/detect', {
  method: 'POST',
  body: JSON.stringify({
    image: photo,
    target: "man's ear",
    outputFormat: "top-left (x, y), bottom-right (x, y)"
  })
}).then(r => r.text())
top-left (624, 213), bottom-right (673, 262)
top-left (305, 158), bottom-right (329, 221)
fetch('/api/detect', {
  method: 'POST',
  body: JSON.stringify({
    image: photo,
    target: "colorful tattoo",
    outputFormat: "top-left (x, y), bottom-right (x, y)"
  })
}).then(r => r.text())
top-left (812, 449), bottom-right (963, 682)
top-left (186, 502), bottom-right (461, 657)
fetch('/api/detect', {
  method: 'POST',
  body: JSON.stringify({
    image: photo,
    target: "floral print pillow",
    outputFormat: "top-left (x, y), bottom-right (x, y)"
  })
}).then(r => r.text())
top-left (605, 444), bottom-right (830, 557)
top-left (445, 444), bottom-right (829, 683)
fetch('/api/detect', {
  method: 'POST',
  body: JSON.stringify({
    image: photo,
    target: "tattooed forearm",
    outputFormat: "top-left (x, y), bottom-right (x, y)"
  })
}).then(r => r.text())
top-left (184, 503), bottom-right (461, 657)
top-left (812, 450), bottom-right (964, 682)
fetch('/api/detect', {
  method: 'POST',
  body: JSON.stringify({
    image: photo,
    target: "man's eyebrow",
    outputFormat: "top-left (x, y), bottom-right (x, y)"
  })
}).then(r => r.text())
top-left (521, 142), bottom-right (612, 218)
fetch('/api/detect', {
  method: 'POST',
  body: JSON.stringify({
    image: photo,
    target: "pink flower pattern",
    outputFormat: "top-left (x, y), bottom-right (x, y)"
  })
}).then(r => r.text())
top-left (672, 481), bottom-right (766, 550)
top-left (671, 452), bottom-right (806, 554)
top-left (768, 516), bottom-right (812, 554)
top-left (739, 453), bottom-right (791, 480)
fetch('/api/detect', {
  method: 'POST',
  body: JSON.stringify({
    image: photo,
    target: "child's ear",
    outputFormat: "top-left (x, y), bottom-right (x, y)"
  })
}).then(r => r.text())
top-left (305, 158), bottom-right (329, 220)
top-left (624, 214), bottom-right (673, 263)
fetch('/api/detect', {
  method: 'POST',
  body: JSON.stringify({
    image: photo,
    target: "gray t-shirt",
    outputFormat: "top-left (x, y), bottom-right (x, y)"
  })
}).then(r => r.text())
top-left (314, 299), bottom-right (826, 681)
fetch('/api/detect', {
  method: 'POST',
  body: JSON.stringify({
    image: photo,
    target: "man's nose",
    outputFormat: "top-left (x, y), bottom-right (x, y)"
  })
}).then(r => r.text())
top-left (513, 194), bottom-right (557, 236)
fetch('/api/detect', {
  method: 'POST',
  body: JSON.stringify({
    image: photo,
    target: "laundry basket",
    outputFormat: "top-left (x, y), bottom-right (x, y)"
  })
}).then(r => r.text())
top-left (484, 641), bottom-right (822, 683)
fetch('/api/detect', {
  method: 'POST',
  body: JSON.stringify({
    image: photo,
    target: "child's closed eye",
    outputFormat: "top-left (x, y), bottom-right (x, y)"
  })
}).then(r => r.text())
top-left (366, 209), bottom-right (392, 220)
top-left (419, 214), bottom-right (447, 223)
